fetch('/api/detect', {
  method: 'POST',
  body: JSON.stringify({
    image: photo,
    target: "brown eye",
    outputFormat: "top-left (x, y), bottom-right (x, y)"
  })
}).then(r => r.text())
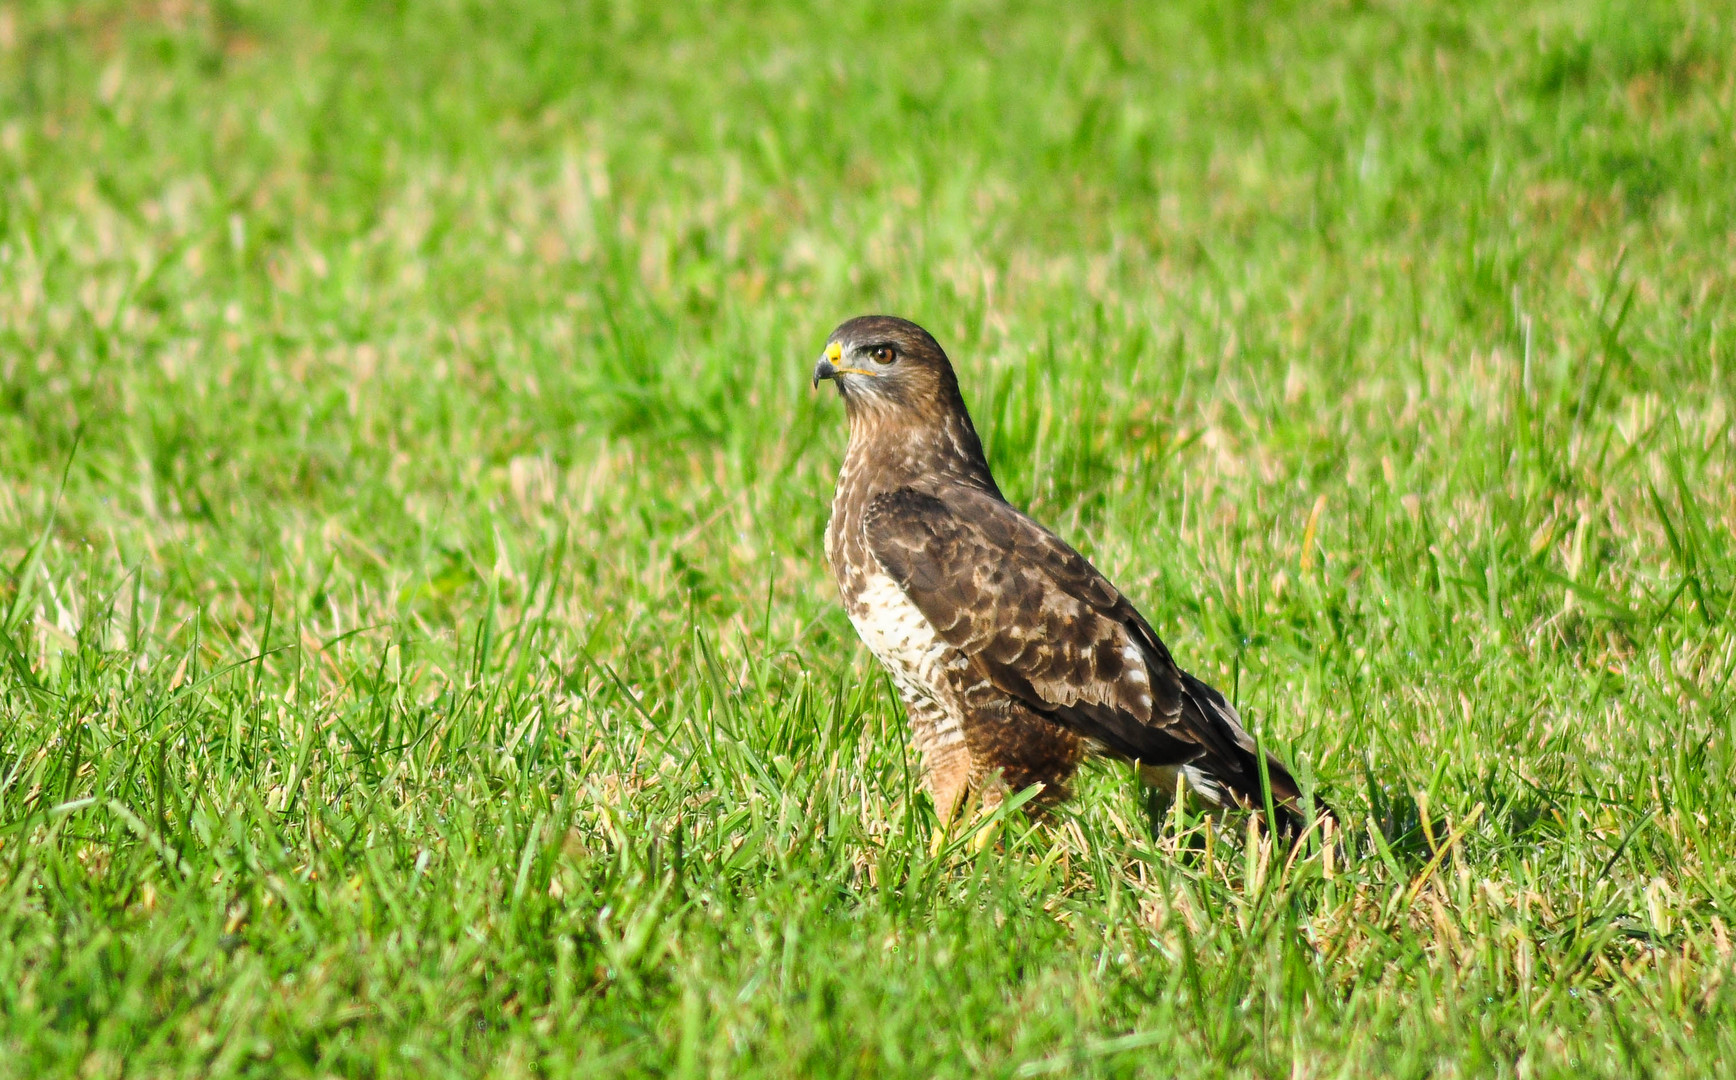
top-left (871, 345), bottom-right (896, 365)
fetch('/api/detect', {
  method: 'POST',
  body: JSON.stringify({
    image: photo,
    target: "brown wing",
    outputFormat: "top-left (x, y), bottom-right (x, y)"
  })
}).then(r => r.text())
top-left (863, 485), bottom-right (1302, 821)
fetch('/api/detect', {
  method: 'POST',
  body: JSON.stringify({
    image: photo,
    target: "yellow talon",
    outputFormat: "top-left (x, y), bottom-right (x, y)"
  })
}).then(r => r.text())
top-left (970, 818), bottom-right (998, 853)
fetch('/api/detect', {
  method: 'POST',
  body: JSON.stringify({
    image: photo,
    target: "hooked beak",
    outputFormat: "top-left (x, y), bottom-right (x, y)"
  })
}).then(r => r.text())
top-left (813, 340), bottom-right (844, 389)
top-left (811, 340), bottom-right (877, 389)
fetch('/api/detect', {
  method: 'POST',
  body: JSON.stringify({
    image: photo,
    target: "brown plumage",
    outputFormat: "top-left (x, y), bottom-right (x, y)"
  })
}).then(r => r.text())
top-left (814, 315), bottom-right (1313, 834)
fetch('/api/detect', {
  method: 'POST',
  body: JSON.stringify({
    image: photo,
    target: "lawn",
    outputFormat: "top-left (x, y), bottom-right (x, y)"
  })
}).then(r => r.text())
top-left (2, 0), bottom-right (1734, 1075)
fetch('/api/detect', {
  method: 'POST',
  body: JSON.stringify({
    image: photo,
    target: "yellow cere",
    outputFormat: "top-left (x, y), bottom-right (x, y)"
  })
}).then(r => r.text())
top-left (826, 341), bottom-right (843, 361)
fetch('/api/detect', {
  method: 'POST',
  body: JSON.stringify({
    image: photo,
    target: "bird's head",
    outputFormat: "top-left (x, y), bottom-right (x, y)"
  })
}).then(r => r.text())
top-left (811, 315), bottom-right (963, 421)
top-left (812, 314), bottom-right (999, 490)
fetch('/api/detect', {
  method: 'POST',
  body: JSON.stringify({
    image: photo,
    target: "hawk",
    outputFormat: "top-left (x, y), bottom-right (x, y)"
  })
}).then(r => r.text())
top-left (813, 315), bottom-right (1312, 834)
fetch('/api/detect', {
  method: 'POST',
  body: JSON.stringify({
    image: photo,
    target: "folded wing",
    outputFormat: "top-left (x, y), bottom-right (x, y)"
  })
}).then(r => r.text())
top-left (863, 484), bottom-right (1302, 824)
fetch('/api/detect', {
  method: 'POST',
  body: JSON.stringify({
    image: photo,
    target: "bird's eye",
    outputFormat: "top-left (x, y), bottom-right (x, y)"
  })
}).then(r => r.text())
top-left (871, 345), bottom-right (897, 365)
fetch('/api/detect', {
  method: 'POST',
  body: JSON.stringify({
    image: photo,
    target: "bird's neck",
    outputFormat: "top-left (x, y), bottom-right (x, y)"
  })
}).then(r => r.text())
top-left (838, 406), bottom-right (1002, 500)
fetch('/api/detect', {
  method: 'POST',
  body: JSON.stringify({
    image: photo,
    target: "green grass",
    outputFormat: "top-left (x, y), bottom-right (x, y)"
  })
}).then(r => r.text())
top-left (2, 0), bottom-right (1734, 1075)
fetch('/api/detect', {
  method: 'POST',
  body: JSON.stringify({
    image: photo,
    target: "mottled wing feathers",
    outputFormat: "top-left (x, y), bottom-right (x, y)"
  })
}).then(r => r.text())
top-left (861, 487), bottom-right (1187, 759)
top-left (862, 484), bottom-right (1304, 825)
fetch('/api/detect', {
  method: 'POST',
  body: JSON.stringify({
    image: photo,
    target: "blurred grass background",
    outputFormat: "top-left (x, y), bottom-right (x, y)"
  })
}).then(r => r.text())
top-left (2, 0), bottom-right (1734, 1076)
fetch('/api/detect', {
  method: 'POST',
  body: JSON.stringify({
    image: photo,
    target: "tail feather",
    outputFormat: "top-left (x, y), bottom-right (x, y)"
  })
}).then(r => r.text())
top-left (1166, 673), bottom-right (1320, 836)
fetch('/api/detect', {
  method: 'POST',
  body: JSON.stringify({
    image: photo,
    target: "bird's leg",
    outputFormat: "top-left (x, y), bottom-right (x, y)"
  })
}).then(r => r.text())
top-left (926, 768), bottom-right (970, 824)
top-left (946, 772), bottom-right (1034, 855)
top-left (1138, 763), bottom-right (1183, 838)
top-left (967, 775), bottom-right (1043, 853)
top-left (913, 707), bottom-right (974, 855)
top-left (975, 776), bottom-right (1006, 814)
top-left (964, 776), bottom-right (1004, 854)
top-left (925, 768), bottom-right (972, 857)
top-left (1140, 763), bottom-right (1214, 857)
top-left (928, 783), bottom-right (1012, 856)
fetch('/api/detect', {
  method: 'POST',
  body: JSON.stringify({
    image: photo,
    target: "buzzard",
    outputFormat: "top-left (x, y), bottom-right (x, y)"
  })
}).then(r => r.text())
top-left (814, 315), bottom-right (1312, 834)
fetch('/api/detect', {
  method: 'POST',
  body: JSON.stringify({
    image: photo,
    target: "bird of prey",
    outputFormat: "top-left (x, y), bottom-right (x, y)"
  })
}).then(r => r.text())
top-left (813, 315), bottom-right (1312, 834)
